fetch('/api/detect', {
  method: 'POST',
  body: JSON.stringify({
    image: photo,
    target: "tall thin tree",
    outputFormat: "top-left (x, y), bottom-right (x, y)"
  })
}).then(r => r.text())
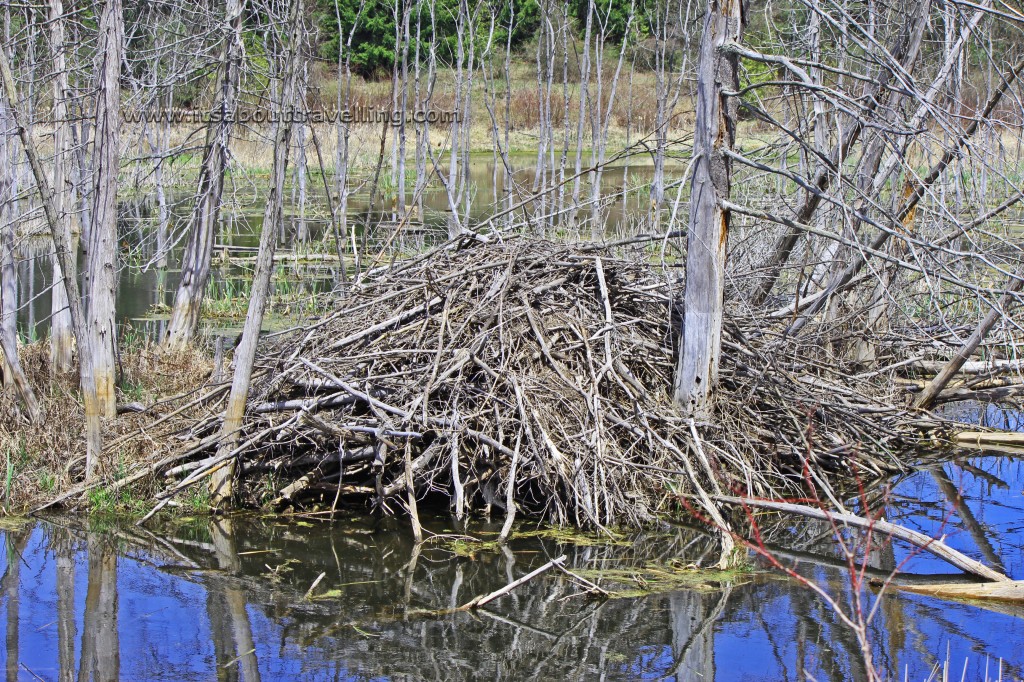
top-left (163, 0), bottom-right (246, 350)
top-left (209, 0), bottom-right (304, 507)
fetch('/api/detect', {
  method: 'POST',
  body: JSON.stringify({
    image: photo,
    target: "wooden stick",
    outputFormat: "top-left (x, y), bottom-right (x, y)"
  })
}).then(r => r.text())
top-left (303, 572), bottom-right (327, 600)
top-left (914, 273), bottom-right (1024, 409)
top-left (330, 295), bottom-right (444, 350)
top-left (556, 564), bottom-right (611, 597)
top-left (458, 555), bottom-right (567, 610)
top-left (715, 495), bottom-right (1010, 582)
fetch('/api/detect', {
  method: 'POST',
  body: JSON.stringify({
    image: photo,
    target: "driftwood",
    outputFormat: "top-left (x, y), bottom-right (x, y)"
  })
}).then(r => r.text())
top-left (953, 431), bottom-right (1024, 449)
top-left (908, 359), bottom-right (1024, 376)
top-left (715, 495), bottom-right (1009, 582)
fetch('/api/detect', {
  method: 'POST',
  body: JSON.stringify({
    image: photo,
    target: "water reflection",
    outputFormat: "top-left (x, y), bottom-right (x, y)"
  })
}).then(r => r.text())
top-left (1, 456), bottom-right (1023, 681)
top-left (207, 519), bottom-right (260, 682)
top-left (14, 158), bottom-right (668, 342)
top-left (78, 535), bottom-right (118, 682)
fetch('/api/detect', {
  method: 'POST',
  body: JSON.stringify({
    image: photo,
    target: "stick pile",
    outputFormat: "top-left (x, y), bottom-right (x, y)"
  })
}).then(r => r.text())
top-left (197, 236), bottom-right (936, 527)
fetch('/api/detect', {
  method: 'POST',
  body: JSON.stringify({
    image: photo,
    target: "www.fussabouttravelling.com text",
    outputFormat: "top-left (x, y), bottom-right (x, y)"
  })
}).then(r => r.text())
top-left (121, 107), bottom-right (460, 125)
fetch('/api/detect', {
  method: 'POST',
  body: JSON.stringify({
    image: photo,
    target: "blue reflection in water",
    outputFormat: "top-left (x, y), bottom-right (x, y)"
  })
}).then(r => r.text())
top-left (0, 444), bottom-right (1023, 681)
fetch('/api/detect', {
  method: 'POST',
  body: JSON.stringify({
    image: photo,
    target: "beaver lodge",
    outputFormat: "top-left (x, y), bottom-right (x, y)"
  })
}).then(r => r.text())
top-left (50, 234), bottom-right (975, 544)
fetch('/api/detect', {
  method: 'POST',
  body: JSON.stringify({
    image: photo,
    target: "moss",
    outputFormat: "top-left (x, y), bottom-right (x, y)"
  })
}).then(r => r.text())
top-left (573, 559), bottom-right (759, 599)
top-left (512, 526), bottom-right (632, 546)
top-left (438, 524), bottom-right (634, 557)
top-left (0, 516), bottom-right (31, 532)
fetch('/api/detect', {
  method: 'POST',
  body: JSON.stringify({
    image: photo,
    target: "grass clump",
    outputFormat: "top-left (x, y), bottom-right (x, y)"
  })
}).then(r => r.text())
top-left (0, 339), bottom-right (215, 513)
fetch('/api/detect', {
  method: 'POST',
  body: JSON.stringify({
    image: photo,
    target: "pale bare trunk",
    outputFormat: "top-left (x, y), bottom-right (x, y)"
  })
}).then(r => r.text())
top-left (0, 25), bottom-right (89, 452)
top-left (397, 0), bottom-right (410, 219)
top-left (0, 100), bottom-right (39, 420)
top-left (82, 0), bottom-right (123, 480)
top-left (589, 0), bottom-right (634, 241)
top-left (210, 0), bottom-right (303, 508)
top-left (164, 0), bottom-right (245, 350)
top-left (673, 0), bottom-right (743, 416)
top-left (49, 0), bottom-right (73, 372)
top-left (572, 3), bottom-right (592, 214)
top-left (0, 214), bottom-right (39, 421)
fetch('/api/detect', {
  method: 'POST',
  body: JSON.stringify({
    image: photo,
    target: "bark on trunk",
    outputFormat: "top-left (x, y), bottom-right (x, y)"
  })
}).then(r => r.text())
top-left (0, 102), bottom-right (39, 421)
top-left (0, 28), bottom-right (86, 426)
top-left (673, 0), bottom-right (743, 416)
top-left (49, 0), bottom-right (74, 372)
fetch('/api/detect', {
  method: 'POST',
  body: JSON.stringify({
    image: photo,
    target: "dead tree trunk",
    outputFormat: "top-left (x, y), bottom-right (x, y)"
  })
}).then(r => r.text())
top-left (672, 0), bottom-right (743, 416)
top-left (81, 0), bottom-right (123, 478)
top-left (0, 28), bottom-right (86, 426)
top-left (48, 0), bottom-right (74, 372)
top-left (209, 0), bottom-right (303, 508)
top-left (0, 207), bottom-right (39, 421)
top-left (163, 0), bottom-right (245, 350)
top-left (786, 53), bottom-right (1024, 334)
top-left (749, 0), bottom-right (932, 306)
top-left (0, 95), bottom-right (39, 420)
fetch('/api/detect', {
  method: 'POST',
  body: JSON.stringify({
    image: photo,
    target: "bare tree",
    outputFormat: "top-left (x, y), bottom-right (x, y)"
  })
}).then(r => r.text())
top-left (80, 0), bottom-right (124, 478)
top-left (163, 0), bottom-right (246, 350)
top-left (0, 92), bottom-right (40, 420)
top-left (48, 0), bottom-right (74, 373)
top-left (209, 0), bottom-right (305, 507)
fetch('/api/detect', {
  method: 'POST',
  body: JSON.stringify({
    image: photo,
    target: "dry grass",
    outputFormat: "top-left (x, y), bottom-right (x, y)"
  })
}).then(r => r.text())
top-left (0, 341), bottom-right (214, 512)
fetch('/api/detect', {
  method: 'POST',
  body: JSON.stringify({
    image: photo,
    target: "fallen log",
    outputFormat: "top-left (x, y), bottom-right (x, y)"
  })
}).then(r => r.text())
top-left (715, 495), bottom-right (1010, 582)
top-left (907, 359), bottom-right (1024, 376)
top-left (913, 273), bottom-right (1024, 409)
top-left (954, 430), bottom-right (1024, 449)
top-left (891, 580), bottom-right (1024, 602)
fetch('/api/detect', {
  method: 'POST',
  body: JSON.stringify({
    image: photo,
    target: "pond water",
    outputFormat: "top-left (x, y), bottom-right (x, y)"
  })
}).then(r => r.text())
top-left (14, 156), bottom-right (665, 343)
top-left (2, 437), bottom-right (1024, 680)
